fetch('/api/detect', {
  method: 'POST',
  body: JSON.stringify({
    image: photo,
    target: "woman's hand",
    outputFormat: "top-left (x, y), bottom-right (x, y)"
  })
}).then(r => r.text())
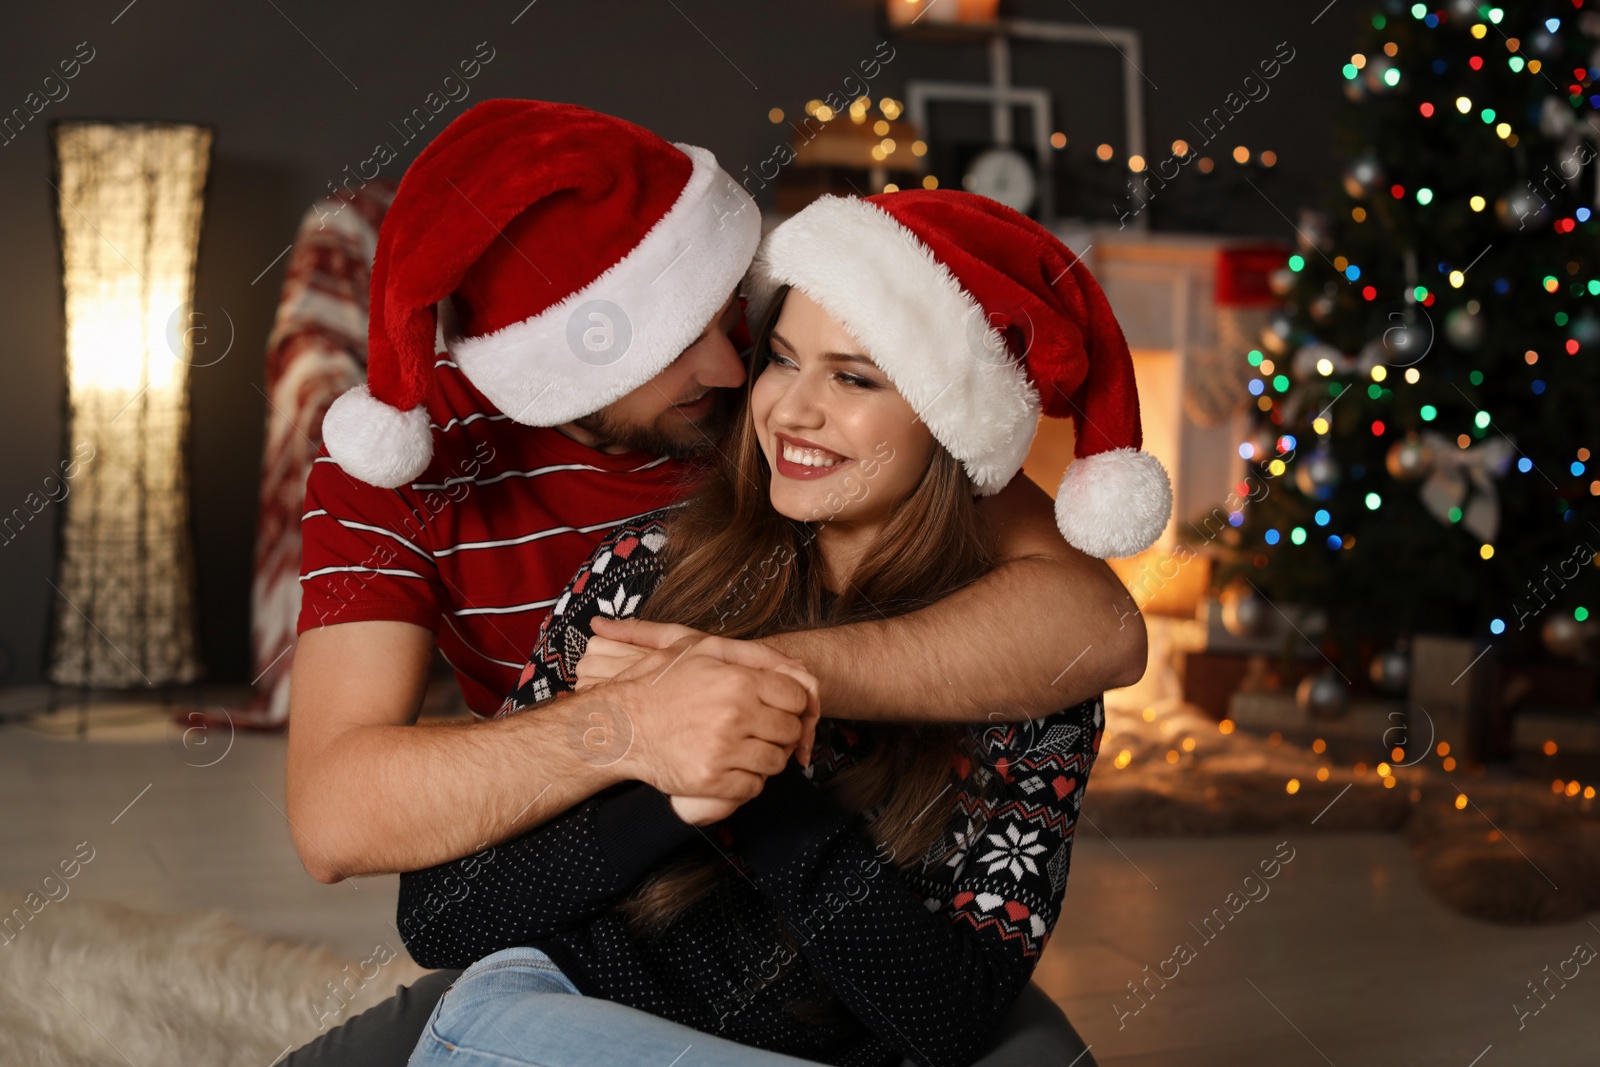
top-left (576, 623), bottom-right (735, 689)
top-left (574, 633), bottom-right (653, 690)
top-left (669, 794), bottom-right (745, 826)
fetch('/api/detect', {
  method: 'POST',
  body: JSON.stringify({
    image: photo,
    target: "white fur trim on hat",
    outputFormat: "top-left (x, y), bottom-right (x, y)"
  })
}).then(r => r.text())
top-left (322, 383), bottom-right (434, 488)
top-left (1054, 447), bottom-right (1173, 558)
top-left (448, 144), bottom-right (760, 426)
top-left (743, 196), bottom-right (1039, 496)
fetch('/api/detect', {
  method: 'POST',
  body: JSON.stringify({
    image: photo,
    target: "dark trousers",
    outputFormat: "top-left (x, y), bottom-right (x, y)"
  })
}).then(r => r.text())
top-left (284, 970), bottom-right (1094, 1067)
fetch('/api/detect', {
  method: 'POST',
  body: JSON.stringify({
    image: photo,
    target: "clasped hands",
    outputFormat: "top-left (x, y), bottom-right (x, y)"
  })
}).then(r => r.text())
top-left (575, 617), bottom-right (821, 827)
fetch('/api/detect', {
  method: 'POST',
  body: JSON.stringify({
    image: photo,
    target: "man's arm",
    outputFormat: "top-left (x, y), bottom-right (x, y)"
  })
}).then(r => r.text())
top-left (285, 620), bottom-right (629, 883)
top-left (761, 472), bottom-right (1146, 721)
top-left (285, 618), bottom-right (813, 882)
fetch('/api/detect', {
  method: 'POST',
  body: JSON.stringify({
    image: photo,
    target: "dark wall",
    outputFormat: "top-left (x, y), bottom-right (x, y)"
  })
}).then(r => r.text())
top-left (0, 0), bottom-right (1358, 686)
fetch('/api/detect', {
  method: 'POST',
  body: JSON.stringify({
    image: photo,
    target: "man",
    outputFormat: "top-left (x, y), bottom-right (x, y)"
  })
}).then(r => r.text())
top-left (285, 99), bottom-right (1133, 1065)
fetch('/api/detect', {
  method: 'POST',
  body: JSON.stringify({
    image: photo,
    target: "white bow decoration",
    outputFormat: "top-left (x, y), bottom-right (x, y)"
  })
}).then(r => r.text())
top-left (1415, 431), bottom-right (1514, 543)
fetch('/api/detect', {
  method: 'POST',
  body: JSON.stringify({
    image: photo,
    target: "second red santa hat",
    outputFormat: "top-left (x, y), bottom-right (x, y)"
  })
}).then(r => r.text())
top-left (743, 189), bottom-right (1172, 559)
top-left (323, 98), bottom-right (761, 488)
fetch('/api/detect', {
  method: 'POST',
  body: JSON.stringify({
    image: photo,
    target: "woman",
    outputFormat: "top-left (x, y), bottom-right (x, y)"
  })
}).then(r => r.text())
top-left (399, 190), bottom-right (1170, 1067)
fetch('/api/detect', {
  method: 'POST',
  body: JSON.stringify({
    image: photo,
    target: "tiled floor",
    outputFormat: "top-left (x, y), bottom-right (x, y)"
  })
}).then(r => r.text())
top-left (2, 699), bottom-right (1595, 1066)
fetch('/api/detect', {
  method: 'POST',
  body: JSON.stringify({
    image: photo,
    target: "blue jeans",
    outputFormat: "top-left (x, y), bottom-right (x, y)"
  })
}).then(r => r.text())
top-left (296, 954), bottom-right (1092, 1067)
top-left (408, 945), bottom-right (821, 1067)
top-left (406, 946), bottom-right (1096, 1067)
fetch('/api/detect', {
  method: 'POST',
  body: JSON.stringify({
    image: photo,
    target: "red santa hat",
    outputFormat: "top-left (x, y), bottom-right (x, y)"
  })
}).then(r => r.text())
top-left (322, 98), bottom-right (761, 487)
top-left (743, 190), bottom-right (1171, 559)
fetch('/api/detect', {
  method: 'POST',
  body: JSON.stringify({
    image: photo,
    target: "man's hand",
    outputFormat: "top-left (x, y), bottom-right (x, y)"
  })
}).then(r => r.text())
top-left (584, 621), bottom-right (818, 825)
top-left (664, 664), bottom-right (813, 826)
top-left (591, 617), bottom-right (821, 768)
top-left (604, 629), bottom-right (819, 816)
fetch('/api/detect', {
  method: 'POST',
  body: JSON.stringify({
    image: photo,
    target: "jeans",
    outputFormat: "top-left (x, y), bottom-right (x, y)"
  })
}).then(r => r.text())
top-left (285, 951), bottom-right (1096, 1067)
top-left (404, 946), bottom-right (1096, 1067)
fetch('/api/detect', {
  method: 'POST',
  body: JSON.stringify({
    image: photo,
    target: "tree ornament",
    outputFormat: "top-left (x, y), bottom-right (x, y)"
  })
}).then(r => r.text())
top-left (1386, 434), bottom-right (1435, 481)
top-left (1368, 647), bottom-right (1411, 694)
top-left (1220, 583), bottom-right (1273, 637)
top-left (1445, 303), bottom-right (1486, 350)
top-left (1526, 28), bottom-right (1563, 59)
top-left (1296, 671), bottom-right (1350, 720)
top-left (1571, 311), bottom-right (1600, 349)
top-left (1495, 184), bottom-right (1552, 231)
top-left (1295, 447), bottom-right (1342, 500)
top-left (1361, 306), bottom-right (1431, 368)
top-left (1297, 209), bottom-right (1332, 253)
top-left (1538, 95), bottom-right (1579, 139)
top-left (1542, 614), bottom-right (1589, 659)
top-left (1343, 155), bottom-right (1383, 200)
top-left (1262, 313), bottom-right (1294, 355)
top-left (1362, 56), bottom-right (1399, 94)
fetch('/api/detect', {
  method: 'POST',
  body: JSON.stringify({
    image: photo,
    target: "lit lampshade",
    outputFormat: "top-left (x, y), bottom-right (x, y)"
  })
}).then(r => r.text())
top-left (47, 121), bottom-right (212, 687)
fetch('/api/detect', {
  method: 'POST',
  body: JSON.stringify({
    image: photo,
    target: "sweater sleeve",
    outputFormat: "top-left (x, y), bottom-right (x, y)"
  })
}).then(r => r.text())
top-left (493, 506), bottom-right (678, 718)
top-left (720, 697), bottom-right (1105, 1067)
top-left (397, 776), bottom-right (701, 968)
top-left (397, 509), bottom-right (690, 969)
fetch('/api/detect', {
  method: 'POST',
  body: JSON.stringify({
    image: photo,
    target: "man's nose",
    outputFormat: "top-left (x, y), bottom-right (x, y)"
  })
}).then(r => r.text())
top-left (693, 337), bottom-right (747, 390)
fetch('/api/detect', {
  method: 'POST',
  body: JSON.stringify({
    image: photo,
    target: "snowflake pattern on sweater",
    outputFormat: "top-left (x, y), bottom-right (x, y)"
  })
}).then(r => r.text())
top-left (402, 508), bottom-right (1102, 1067)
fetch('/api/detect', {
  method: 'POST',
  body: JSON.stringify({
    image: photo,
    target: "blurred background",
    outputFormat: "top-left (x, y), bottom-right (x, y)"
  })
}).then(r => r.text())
top-left (0, 0), bottom-right (1342, 690)
top-left (1, 2), bottom-right (1597, 1065)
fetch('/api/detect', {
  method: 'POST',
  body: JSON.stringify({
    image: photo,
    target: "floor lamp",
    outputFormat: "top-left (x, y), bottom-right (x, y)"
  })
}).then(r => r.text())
top-left (45, 121), bottom-right (211, 696)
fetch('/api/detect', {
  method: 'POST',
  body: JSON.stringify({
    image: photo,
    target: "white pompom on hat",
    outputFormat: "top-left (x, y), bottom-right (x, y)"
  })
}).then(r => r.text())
top-left (322, 98), bottom-right (761, 488)
top-left (743, 190), bottom-right (1172, 558)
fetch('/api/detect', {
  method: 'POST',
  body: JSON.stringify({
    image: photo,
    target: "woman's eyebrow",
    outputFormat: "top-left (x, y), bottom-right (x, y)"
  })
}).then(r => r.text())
top-left (825, 352), bottom-right (878, 368)
top-left (769, 330), bottom-right (878, 368)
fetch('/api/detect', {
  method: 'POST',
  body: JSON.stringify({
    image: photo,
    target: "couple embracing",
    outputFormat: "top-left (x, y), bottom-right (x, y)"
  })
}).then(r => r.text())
top-left (285, 98), bottom-right (1171, 1067)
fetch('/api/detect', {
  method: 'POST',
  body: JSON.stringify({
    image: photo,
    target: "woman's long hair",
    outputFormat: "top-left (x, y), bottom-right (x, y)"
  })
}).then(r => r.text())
top-left (612, 286), bottom-right (1001, 1023)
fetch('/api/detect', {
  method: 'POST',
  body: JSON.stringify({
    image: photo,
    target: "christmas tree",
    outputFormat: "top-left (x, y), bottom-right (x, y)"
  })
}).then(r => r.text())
top-left (1219, 0), bottom-right (1600, 669)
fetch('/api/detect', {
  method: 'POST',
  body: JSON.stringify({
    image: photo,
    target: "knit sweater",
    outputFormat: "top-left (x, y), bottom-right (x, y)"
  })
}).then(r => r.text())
top-left (397, 508), bottom-right (1103, 1067)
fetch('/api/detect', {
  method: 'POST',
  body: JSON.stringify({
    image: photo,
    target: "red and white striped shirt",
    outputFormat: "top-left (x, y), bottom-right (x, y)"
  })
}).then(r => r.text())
top-left (296, 354), bottom-right (697, 717)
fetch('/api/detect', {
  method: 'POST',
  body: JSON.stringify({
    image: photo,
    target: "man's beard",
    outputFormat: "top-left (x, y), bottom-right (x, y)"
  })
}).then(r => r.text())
top-left (572, 390), bottom-right (736, 460)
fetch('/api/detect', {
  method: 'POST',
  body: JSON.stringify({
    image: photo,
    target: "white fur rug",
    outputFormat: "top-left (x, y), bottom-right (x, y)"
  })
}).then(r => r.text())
top-left (0, 895), bottom-right (428, 1067)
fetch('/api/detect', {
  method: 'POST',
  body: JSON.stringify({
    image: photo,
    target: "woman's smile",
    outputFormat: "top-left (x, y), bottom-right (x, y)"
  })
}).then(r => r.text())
top-left (772, 431), bottom-right (853, 480)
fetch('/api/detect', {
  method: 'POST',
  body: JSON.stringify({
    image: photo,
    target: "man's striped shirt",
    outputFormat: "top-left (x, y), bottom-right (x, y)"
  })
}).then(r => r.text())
top-left (296, 355), bottom-right (697, 717)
